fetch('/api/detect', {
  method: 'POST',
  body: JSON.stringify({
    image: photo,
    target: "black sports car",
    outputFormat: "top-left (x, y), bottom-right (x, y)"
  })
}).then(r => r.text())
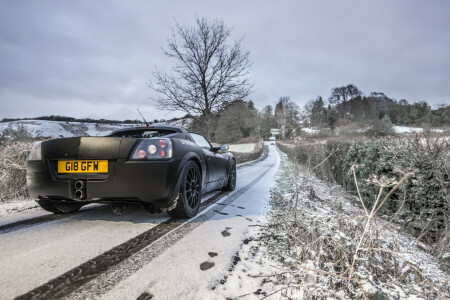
top-left (26, 125), bottom-right (236, 218)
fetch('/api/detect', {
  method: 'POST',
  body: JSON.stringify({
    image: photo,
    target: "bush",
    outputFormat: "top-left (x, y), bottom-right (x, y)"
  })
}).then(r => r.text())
top-left (0, 123), bottom-right (37, 141)
top-left (277, 132), bottom-right (450, 254)
top-left (365, 116), bottom-right (395, 136)
top-left (230, 140), bottom-right (264, 164)
top-left (0, 140), bottom-right (35, 201)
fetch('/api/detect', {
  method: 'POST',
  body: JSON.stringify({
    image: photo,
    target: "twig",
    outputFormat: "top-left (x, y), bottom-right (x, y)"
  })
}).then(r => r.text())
top-left (309, 149), bottom-right (337, 174)
top-left (351, 164), bottom-right (369, 217)
top-left (248, 271), bottom-right (293, 278)
top-left (352, 172), bottom-right (413, 270)
top-left (294, 264), bottom-right (357, 282)
top-left (351, 186), bottom-right (384, 269)
top-left (306, 284), bottom-right (346, 300)
top-left (374, 172), bottom-right (413, 215)
top-left (260, 287), bottom-right (286, 300)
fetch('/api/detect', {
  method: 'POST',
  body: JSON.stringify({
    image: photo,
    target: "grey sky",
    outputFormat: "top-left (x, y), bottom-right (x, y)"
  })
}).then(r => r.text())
top-left (0, 0), bottom-right (449, 121)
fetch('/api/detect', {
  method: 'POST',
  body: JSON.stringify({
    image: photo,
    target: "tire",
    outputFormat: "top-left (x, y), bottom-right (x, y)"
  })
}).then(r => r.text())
top-left (169, 160), bottom-right (202, 219)
top-left (222, 160), bottom-right (236, 191)
top-left (37, 199), bottom-right (82, 214)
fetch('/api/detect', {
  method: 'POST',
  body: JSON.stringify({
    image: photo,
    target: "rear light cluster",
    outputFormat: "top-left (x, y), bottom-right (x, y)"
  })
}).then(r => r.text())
top-left (131, 138), bottom-right (173, 160)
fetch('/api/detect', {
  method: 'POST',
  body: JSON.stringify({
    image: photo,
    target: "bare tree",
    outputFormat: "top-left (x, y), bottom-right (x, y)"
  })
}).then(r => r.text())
top-left (150, 17), bottom-right (253, 139)
top-left (275, 97), bottom-right (289, 139)
top-left (275, 96), bottom-right (300, 138)
top-left (328, 84), bottom-right (362, 118)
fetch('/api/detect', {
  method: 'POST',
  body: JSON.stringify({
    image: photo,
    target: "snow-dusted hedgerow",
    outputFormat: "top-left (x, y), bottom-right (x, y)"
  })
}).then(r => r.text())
top-left (0, 140), bottom-right (35, 202)
top-left (277, 132), bottom-right (450, 257)
top-left (230, 140), bottom-right (264, 164)
top-left (259, 151), bottom-right (449, 299)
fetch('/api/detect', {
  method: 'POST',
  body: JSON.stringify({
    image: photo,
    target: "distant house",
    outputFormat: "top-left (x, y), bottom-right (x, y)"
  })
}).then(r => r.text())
top-left (270, 128), bottom-right (280, 136)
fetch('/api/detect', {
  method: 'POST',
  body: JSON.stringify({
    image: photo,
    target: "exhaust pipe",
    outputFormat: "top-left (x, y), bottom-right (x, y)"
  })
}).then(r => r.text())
top-left (74, 189), bottom-right (85, 200)
top-left (74, 180), bottom-right (85, 190)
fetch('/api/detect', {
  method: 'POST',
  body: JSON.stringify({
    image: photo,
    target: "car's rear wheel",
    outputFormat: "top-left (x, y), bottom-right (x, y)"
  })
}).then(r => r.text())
top-left (169, 161), bottom-right (202, 219)
top-left (222, 161), bottom-right (236, 191)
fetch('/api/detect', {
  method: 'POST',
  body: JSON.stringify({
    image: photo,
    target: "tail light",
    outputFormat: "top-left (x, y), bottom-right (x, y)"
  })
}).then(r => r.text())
top-left (28, 141), bottom-right (42, 161)
top-left (131, 138), bottom-right (173, 160)
top-left (158, 139), bottom-right (167, 149)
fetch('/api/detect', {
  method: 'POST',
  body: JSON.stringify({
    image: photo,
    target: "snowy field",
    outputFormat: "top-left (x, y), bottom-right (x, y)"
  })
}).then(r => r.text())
top-left (300, 125), bottom-right (445, 135)
top-left (0, 120), bottom-right (137, 139)
top-left (393, 125), bottom-right (444, 133)
top-left (228, 143), bottom-right (256, 153)
top-left (301, 127), bottom-right (320, 134)
top-left (0, 119), bottom-right (191, 139)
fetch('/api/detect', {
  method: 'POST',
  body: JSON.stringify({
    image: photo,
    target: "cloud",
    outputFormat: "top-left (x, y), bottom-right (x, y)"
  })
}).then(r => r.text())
top-left (0, 0), bottom-right (449, 120)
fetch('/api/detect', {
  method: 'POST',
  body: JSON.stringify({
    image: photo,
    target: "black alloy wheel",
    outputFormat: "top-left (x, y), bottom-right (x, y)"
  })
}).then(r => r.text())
top-left (169, 161), bottom-right (202, 219)
top-left (185, 167), bottom-right (201, 209)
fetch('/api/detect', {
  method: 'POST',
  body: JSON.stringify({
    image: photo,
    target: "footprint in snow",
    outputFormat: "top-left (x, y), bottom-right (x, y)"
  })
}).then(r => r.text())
top-left (208, 252), bottom-right (218, 257)
top-left (200, 261), bottom-right (215, 271)
top-left (214, 210), bottom-right (229, 215)
top-left (221, 230), bottom-right (231, 237)
top-left (136, 292), bottom-right (154, 300)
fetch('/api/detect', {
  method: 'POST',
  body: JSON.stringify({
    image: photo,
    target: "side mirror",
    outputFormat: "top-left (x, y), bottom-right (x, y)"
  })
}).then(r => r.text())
top-left (220, 144), bottom-right (229, 151)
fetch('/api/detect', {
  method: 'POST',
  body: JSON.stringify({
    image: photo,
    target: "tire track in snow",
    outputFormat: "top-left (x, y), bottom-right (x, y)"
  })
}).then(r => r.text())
top-left (0, 213), bottom-right (64, 234)
top-left (0, 204), bottom-right (109, 235)
top-left (70, 159), bottom-right (274, 300)
top-left (15, 147), bottom-right (272, 300)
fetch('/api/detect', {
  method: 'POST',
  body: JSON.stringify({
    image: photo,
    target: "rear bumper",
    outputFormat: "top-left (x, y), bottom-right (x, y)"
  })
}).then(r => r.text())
top-left (26, 158), bottom-right (185, 208)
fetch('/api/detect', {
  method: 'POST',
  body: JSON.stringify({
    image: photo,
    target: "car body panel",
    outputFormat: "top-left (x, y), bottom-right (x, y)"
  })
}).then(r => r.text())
top-left (26, 125), bottom-right (235, 210)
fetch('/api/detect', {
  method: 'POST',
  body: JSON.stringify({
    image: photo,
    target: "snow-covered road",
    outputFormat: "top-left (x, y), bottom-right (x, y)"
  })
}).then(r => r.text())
top-left (0, 143), bottom-right (280, 300)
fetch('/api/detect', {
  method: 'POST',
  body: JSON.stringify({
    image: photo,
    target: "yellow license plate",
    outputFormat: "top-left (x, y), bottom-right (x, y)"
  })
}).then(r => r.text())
top-left (58, 160), bottom-right (108, 173)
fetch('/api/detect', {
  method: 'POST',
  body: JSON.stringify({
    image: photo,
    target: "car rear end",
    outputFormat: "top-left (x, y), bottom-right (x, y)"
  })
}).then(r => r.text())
top-left (26, 136), bottom-right (182, 208)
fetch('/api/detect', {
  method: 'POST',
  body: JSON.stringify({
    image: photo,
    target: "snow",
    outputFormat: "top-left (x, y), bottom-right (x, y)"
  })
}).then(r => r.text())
top-left (76, 143), bottom-right (281, 299)
top-left (247, 149), bottom-right (450, 299)
top-left (228, 143), bottom-right (256, 153)
top-left (0, 119), bottom-right (193, 139)
top-left (0, 144), bottom-right (280, 299)
top-left (0, 120), bottom-right (135, 139)
top-left (301, 127), bottom-right (321, 134)
top-left (0, 199), bottom-right (39, 218)
top-left (393, 125), bottom-right (444, 133)
top-left (1, 143), bottom-right (446, 299)
top-left (298, 126), bottom-right (447, 135)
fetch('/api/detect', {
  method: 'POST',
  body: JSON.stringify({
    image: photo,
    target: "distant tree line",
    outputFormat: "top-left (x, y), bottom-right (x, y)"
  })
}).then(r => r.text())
top-left (189, 96), bottom-right (301, 142)
top-left (188, 83), bottom-right (448, 143)
top-left (304, 84), bottom-right (449, 130)
top-left (0, 115), bottom-right (180, 125)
